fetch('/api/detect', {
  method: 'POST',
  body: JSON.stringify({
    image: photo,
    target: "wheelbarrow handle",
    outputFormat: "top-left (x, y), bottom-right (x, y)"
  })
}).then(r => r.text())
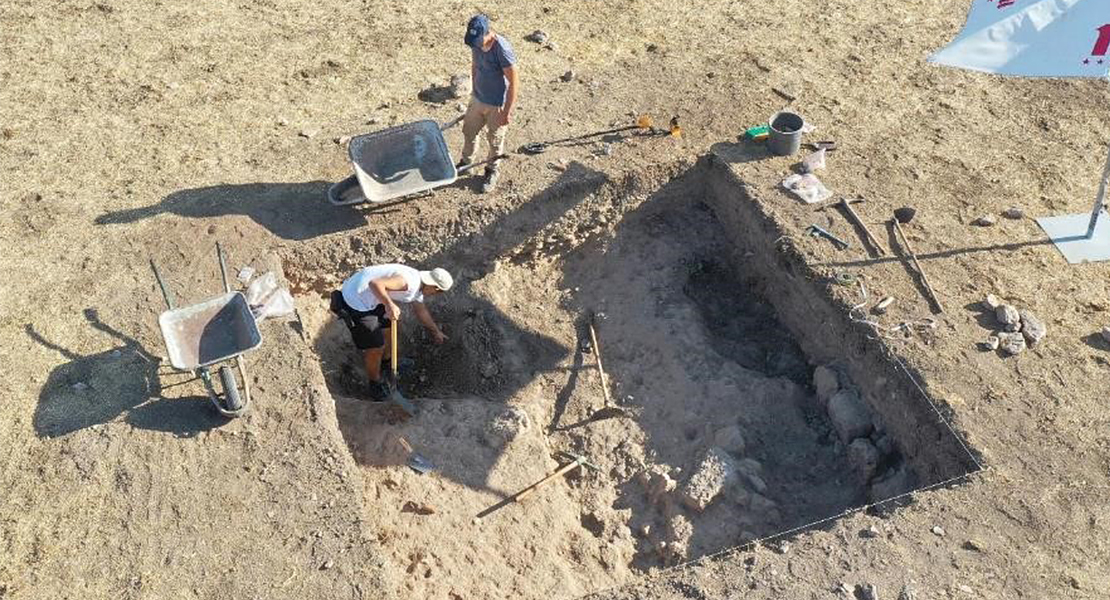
top-left (150, 259), bottom-right (175, 311)
top-left (216, 242), bottom-right (231, 294)
top-left (440, 114), bottom-right (466, 131)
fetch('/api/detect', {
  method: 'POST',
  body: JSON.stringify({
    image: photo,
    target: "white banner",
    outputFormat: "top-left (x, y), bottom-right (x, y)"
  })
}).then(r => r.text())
top-left (930, 0), bottom-right (1110, 78)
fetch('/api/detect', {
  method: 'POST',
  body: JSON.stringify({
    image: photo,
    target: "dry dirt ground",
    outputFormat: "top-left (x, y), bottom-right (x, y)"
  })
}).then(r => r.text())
top-left (3, 0), bottom-right (1110, 599)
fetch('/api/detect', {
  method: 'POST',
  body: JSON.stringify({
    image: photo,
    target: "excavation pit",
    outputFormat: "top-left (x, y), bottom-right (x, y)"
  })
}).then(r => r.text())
top-left (297, 157), bottom-right (979, 600)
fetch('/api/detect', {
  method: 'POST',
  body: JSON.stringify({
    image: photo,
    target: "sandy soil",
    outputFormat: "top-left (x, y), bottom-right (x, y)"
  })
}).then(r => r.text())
top-left (2, 0), bottom-right (1109, 598)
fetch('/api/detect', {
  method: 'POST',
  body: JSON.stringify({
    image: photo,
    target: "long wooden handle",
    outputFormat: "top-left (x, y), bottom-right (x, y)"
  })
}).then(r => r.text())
top-left (588, 321), bottom-right (611, 408)
top-left (514, 461), bottom-right (582, 503)
top-left (842, 200), bottom-right (886, 256)
top-left (892, 219), bottom-right (944, 313)
top-left (391, 319), bottom-right (399, 378)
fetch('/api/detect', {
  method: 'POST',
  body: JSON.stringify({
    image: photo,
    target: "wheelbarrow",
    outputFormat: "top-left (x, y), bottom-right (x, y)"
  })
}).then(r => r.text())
top-left (327, 116), bottom-right (504, 206)
top-left (150, 243), bottom-right (261, 417)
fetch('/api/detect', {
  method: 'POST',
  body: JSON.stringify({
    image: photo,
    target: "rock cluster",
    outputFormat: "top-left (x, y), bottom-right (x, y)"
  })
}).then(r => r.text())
top-left (812, 364), bottom-right (915, 501)
top-left (979, 295), bottom-right (1047, 355)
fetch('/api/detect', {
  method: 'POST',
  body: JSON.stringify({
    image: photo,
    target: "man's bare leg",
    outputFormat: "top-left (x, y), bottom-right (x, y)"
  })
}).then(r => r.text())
top-left (363, 347), bottom-right (384, 383)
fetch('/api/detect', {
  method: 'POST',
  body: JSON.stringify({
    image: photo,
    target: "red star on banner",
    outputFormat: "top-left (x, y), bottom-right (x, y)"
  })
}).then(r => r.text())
top-left (1084, 58), bottom-right (1091, 64)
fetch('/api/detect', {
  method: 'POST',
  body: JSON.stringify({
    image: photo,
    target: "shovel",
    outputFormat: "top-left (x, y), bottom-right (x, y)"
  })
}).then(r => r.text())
top-left (520, 115), bottom-right (655, 155)
top-left (587, 312), bottom-right (627, 420)
top-left (388, 320), bottom-right (418, 416)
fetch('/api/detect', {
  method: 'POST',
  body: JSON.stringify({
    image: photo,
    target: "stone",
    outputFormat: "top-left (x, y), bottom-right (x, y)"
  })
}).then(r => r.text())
top-left (931, 525), bottom-right (945, 536)
top-left (1019, 310), bottom-right (1046, 345)
top-left (980, 335), bottom-right (1000, 351)
top-left (524, 29), bottom-right (549, 44)
top-left (861, 525), bottom-right (881, 538)
top-left (998, 331), bottom-right (1026, 356)
top-left (812, 365), bottom-right (839, 406)
top-left (665, 513), bottom-right (693, 562)
top-left (448, 74), bottom-right (471, 99)
top-left (827, 389), bottom-right (874, 443)
top-left (847, 438), bottom-right (881, 483)
top-left (713, 425), bottom-right (746, 454)
top-left (544, 41), bottom-right (559, 52)
top-left (736, 458), bottom-right (767, 494)
top-left (456, 102), bottom-right (466, 113)
top-left (679, 447), bottom-right (735, 512)
top-left (857, 583), bottom-right (879, 600)
top-left (298, 128), bottom-right (319, 139)
top-left (972, 215), bottom-right (996, 227)
top-left (868, 465), bottom-right (916, 502)
top-left (482, 407), bottom-right (529, 447)
top-left (874, 434), bottom-right (896, 457)
top-left (898, 584), bottom-right (918, 600)
top-left (995, 304), bottom-right (1021, 332)
top-left (981, 294), bottom-right (1002, 311)
top-left (749, 492), bottom-right (778, 515)
top-left (560, 70), bottom-right (575, 82)
top-left (1101, 326), bottom-right (1110, 344)
top-left (320, 560), bottom-right (333, 570)
top-left (1002, 207), bottom-right (1024, 219)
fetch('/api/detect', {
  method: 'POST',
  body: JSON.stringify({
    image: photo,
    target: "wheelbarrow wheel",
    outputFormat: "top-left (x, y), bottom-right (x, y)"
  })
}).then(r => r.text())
top-left (218, 365), bottom-right (244, 413)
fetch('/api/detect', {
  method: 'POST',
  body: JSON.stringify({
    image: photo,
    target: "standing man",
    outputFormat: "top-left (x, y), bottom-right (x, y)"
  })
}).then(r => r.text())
top-left (330, 264), bottom-right (454, 401)
top-left (459, 13), bottom-right (518, 193)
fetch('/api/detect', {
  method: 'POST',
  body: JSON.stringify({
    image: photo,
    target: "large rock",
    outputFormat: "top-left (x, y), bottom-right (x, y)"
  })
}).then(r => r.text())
top-left (735, 458), bottom-right (767, 494)
top-left (827, 389), bottom-right (873, 443)
top-left (868, 464), bottom-right (917, 502)
top-left (995, 304), bottom-right (1021, 332)
top-left (812, 365), bottom-right (840, 406)
top-left (679, 447), bottom-right (736, 512)
top-left (848, 438), bottom-right (881, 483)
top-left (1019, 310), bottom-right (1046, 345)
top-left (713, 425), bottom-right (746, 455)
top-left (642, 466), bottom-right (677, 506)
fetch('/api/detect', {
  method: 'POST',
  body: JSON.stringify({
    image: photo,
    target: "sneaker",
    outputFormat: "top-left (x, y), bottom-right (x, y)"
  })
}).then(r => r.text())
top-left (480, 167), bottom-right (500, 193)
top-left (366, 380), bottom-right (391, 403)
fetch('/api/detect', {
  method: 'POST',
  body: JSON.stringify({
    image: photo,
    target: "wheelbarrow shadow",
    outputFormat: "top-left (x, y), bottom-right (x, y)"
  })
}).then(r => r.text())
top-left (94, 181), bottom-right (366, 241)
top-left (28, 309), bottom-right (228, 439)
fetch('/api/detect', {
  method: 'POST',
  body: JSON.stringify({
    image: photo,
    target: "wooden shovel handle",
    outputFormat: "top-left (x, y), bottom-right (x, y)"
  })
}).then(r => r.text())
top-left (513, 461), bottom-right (582, 503)
top-left (588, 321), bottom-right (611, 407)
top-left (391, 319), bottom-right (399, 378)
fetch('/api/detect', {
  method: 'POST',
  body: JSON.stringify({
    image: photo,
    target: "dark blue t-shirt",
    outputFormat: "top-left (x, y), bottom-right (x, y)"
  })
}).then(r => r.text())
top-left (472, 34), bottom-right (517, 107)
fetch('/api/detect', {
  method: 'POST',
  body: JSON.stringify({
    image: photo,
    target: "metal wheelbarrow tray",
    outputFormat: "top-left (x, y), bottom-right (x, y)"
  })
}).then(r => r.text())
top-left (328, 120), bottom-right (458, 206)
top-left (158, 292), bottom-right (262, 371)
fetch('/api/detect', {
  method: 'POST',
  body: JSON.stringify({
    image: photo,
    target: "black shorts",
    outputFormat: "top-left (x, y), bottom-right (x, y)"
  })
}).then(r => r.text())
top-left (330, 290), bottom-right (391, 350)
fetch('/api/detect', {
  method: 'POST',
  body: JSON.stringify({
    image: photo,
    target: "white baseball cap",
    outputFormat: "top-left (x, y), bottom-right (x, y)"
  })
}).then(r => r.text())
top-left (420, 268), bottom-right (454, 291)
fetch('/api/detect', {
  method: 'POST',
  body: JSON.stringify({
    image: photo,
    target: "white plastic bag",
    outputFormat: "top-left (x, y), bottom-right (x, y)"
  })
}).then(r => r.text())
top-left (800, 148), bottom-right (826, 173)
top-left (781, 173), bottom-right (832, 204)
top-left (245, 271), bottom-right (295, 320)
top-left (256, 288), bottom-right (295, 320)
top-left (245, 272), bottom-right (278, 306)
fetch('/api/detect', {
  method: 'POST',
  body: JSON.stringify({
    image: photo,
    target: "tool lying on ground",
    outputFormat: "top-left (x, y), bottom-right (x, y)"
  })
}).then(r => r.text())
top-left (831, 198), bottom-right (887, 256)
top-left (387, 320), bottom-right (418, 416)
top-left (806, 223), bottom-right (850, 250)
top-left (397, 436), bottom-right (435, 474)
top-left (519, 115), bottom-right (658, 155)
top-left (151, 242), bottom-right (258, 417)
top-left (891, 208), bottom-right (945, 313)
top-left (509, 451), bottom-right (600, 503)
top-left (587, 313), bottom-right (627, 420)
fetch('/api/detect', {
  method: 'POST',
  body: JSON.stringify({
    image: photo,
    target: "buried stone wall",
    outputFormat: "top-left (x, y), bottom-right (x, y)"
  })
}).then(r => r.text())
top-left (696, 153), bottom-right (980, 492)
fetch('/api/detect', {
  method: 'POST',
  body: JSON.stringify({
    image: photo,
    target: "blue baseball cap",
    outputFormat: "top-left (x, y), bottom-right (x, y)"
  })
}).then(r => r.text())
top-left (465, 14), bottom-right (490, 48)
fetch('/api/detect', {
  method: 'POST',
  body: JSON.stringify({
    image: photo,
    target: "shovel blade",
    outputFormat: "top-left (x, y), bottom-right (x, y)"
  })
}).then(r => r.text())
top-left (389, 389), bottom-right (418, 417)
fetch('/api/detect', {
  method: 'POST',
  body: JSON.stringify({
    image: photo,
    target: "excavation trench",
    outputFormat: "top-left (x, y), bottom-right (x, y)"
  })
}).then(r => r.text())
top-left (297, 156), bottom-right (978, 599)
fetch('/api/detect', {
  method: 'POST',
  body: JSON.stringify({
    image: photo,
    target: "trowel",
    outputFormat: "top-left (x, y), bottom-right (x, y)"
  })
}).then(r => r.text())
top-left (397, 436), bottom-right (436, 475)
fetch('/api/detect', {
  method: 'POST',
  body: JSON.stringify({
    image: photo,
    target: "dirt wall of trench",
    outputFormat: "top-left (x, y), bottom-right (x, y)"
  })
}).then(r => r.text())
top-left (696, 153), bottom-right (980, 487)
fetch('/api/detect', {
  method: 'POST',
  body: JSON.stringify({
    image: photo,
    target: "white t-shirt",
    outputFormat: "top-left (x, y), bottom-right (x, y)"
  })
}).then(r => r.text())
top-left (340, 264), bottom-right (425, 312)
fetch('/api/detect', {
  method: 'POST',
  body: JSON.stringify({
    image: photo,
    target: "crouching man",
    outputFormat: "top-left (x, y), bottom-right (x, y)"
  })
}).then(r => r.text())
top-left (330, 264), bottom-right (453, 401)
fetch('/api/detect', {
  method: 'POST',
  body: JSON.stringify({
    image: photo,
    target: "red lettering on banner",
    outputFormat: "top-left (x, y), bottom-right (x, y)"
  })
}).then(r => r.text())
top-left (997, 0), bottom-right (1015, 7)
top-left (1094, 25), bottom-right (1110, 57)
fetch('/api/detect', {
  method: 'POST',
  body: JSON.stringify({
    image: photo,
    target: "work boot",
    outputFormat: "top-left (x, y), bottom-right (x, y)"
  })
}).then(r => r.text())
top-left (454, 159), bottom-right (472, 174)
top-left (480, 166), bottom-right (500, 193)
top-left (366, 379), bottom-right (391, 403)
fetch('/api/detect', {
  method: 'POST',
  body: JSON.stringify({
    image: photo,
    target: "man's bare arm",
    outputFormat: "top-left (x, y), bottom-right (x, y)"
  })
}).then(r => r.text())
top-left (412, 302), bottom-right (447, 343)
top-left (369, 274), bottom-right (408, 319)
top-left (500, 65), bottom-right (517, 124)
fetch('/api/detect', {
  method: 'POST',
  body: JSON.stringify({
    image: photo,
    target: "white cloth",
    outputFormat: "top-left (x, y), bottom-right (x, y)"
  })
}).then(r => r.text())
top-left (341, 264), bottom-right (424, 312)
top-left (929, 0), bottom-right (1109, 78)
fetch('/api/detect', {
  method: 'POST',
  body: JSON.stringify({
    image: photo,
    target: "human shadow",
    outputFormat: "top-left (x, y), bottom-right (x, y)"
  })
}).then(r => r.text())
top-left (29, 309), bottom-right (228, 438)
top-left (94, 181), bottom-right (365, 241)
top-left (323, 162), bottom-right (608, 493)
